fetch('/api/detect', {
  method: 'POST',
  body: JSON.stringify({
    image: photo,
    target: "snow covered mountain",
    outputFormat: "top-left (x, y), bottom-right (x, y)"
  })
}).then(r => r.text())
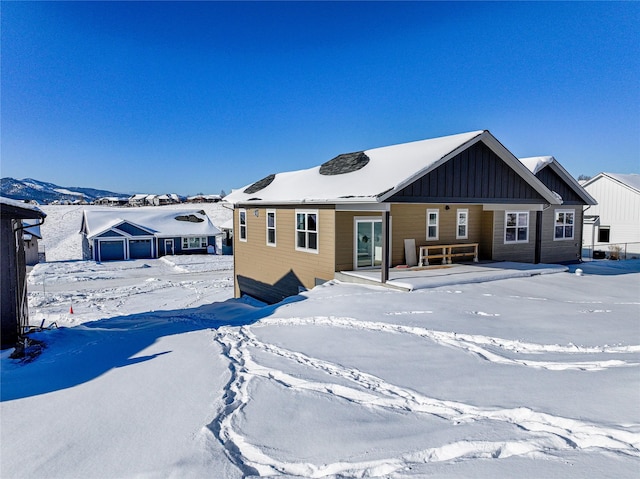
top-left (0, 177), bottom-right (127, 204)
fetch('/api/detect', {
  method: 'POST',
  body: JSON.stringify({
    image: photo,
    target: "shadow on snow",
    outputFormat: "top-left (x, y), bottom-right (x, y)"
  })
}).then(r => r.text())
top-left (1, 294), bottom-right (306, 402)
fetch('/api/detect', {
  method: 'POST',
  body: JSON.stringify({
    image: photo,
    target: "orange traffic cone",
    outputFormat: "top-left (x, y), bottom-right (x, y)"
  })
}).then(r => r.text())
top-left (69, 306), bottom-right (74, 314)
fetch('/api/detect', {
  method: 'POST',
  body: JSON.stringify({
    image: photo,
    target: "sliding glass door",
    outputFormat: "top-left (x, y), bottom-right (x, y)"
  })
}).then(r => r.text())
top-left (355, 219), bottom-right (383, 268)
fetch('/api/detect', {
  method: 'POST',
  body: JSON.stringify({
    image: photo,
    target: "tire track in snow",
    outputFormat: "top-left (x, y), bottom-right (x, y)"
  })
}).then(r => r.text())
top-left (211, 327), bottom-right (640, 477)
top-left (258, 316), bottom-right (640, 371)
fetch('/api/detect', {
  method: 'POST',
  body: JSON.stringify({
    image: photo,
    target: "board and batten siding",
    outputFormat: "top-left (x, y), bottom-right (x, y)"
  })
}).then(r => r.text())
top-left (234, 205), bottom-right (336, 303)
top-left (388, 141), bottom-right (547, 204)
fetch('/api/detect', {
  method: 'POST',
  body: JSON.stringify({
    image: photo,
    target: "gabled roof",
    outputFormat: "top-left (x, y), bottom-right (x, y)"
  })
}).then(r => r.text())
top-left (224, 130), bottom-right (561, 206)
top-left (582, 172), bottom-right (640, 195)
top-left (520, 156), bottom-right (597, 205)
top-left (81, 207), bottom-right (221, 239)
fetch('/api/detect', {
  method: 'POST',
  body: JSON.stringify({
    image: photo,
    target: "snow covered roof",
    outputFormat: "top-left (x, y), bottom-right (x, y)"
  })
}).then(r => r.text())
top-left (0, 196), bottom-right (46, 219)
top-left (583, 172), bottom-right (640, 194)
top-left (519, 156), bottom-right (555, 175)
top-left (520, 156), bottom-right (597, 205)
top-left (187, 194), bottom-right (222, 200)
top-left (82, 207), bottom-right (221, 239)
top-left (225, 130), bottom-right (560, 206)
top-left (219, 218), bottom-right (234, 230)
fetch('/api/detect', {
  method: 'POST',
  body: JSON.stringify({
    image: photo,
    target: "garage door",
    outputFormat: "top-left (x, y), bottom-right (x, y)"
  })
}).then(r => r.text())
top-left (129, 239), bottom-right (153, 259)
top-left (99, 240), bottom-right (125, 261)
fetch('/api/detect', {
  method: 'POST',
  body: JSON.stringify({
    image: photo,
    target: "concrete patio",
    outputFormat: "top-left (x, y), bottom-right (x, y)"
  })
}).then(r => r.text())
top-left (335, 261), bottom-right (568, 291)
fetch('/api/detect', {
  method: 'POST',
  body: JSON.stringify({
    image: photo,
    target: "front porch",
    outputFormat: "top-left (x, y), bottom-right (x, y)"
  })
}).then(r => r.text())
top-left (335, 261), bottom-right (568, 292)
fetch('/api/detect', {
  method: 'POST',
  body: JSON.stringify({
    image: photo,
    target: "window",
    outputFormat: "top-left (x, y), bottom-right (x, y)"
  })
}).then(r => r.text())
top-left (296, 210), bottom-right (318, 252)
top-left (239, 209), bottom-right (247, 242)
top-left (598, 226), bottom-right (610, 243)
top-left (554, 210), bottom-right (575, 240)
top-left (182, 237), bottom-right (207, 249)
top-left (266, 210), bottom-right (276, 246)
top-left (426, 209), bottom-right (439, 240)
top-left (505, 211), bottom-right (529, 243)
top-left (457, 209), bottom-right (468, 240)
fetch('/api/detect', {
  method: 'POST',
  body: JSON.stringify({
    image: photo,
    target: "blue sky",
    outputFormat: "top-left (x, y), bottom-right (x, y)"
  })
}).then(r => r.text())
top-left (2, 1), bottom-right (638, 196)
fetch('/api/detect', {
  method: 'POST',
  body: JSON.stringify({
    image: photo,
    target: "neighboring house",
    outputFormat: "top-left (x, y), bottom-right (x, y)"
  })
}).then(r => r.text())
top-left (580, 173), bottom-right (640, 258)
top-left (22, 219), bottom-right (43, 266)
top-left (152, 194), bottom-right (182, 206)
top-left (80, 207), bottom-right (221, 261)
top-left (1, 197), bottom-right (46, 349)
top-left (224, 130), bottom-right (595, 304)
top-left (94, 197), bottom-right (128, 206)
top-left (519, 156), bottom-right (597, 264)
top-left (128, 194), bottom-right (153, 207)
top-left (186, 194), bottom-right (222, 203)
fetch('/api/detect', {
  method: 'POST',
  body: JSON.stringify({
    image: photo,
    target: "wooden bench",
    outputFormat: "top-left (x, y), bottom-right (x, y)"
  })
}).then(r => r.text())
top-left (419, 243), bottom-right (479, 266)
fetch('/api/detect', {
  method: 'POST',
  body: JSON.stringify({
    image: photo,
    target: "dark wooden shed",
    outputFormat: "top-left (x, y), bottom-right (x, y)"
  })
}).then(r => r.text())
top-left (1, 198), bottom-right (46, 349)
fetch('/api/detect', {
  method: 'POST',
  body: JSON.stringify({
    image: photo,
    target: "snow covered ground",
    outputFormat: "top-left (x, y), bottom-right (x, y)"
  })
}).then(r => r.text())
top-left (1, 205), bottom-right (639, 478)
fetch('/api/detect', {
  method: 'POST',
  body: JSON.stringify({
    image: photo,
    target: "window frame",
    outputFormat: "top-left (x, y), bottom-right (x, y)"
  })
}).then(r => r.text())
top-left (182, 236), bottom-right (208, 250)
top-left (504, 211), bottom-right (529, 244)
top-left (598, 226), bottom-right (611, 243)
top-left (238, 208), bottom-right (247, 242)
top-left (426, 209), bottom-right (439, 241)
top-left (553, 209), bottom-right (575, 241)
top-left (456, 208), bottom-right (469, 240)
top-left (295, 209), bottom-right (319, 253)
top-left (266, 209), bottom-right (276, 246)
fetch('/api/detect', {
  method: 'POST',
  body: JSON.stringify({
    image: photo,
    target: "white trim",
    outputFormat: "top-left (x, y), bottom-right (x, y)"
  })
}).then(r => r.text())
top-left (456, 208), bottom-right (469, 240)
top-left (353, 216), bottom-right (392, 270)
top-left (182, 236), bottom-right (208, 249)
top-left (164, 238), bottom-right (175, 255)
top-left (426, 209), bottom-right (439, 241)
top-left (266, 209), bottom-right (276, 247)
top-left (96, 238), bottom-right (127, 262)
top-left (238, 208), bottom-right (247, 242)
top-left (553, 209), bottom-right (575, 241)
top-left (504, 211), bottom-right (529, 244)
top-left (295, 209), bottom-right (319, 254)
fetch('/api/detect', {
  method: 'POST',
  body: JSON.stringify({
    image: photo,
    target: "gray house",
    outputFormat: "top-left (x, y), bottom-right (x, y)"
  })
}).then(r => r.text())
top-left (520, 156), bottom-right (597, 263)
top-left (1, 197), bottom-right (46, 349)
